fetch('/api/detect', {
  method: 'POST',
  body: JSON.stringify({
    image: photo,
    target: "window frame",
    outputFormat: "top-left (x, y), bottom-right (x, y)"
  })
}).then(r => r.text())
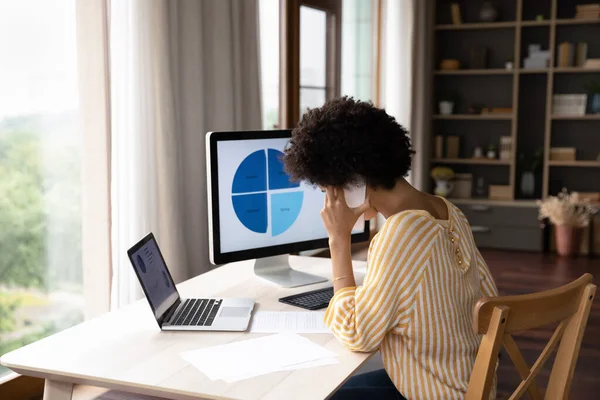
top-left (280, 0), bottom-right (342, 128)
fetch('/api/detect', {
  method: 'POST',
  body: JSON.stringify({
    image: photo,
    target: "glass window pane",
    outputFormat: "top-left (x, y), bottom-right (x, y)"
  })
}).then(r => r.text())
top-left (342, 0), bottom-right (374, 101)
top-left (259, 0), bottom-right (280, 129)
top-left (300, 6), bottom-right (327, 87)
top-left (0, 0), bottom-right (83, 378)
top-left (300, 88), bottom-right (326, 115)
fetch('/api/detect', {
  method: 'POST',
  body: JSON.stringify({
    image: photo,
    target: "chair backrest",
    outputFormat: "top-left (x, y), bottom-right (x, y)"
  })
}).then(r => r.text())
top-left (465, 273), bottom-right (596, 400)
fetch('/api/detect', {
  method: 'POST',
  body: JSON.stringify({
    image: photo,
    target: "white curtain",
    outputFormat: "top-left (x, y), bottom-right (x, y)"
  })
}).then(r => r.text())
top-left (110, 0), bottom-right (262, 309)
top-left (380, 0), bottom-right (433, 192)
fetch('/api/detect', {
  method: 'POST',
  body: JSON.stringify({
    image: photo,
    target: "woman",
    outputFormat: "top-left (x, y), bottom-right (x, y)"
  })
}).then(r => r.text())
top-left (283, 97), bottom-right (498, 400)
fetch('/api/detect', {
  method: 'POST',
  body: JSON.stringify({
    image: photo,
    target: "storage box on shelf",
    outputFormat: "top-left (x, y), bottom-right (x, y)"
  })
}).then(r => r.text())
top-left (552, 94), bottom-right (587, 116)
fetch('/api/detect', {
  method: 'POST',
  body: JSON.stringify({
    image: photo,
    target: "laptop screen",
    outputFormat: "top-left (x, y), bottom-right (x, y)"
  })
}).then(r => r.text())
top-left (128, 235), bottom-right (179, 320)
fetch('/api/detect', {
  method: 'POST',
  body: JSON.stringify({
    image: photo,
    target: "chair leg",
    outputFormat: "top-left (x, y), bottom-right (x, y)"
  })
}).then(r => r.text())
top-left (43, 380), bottom-right (74, 400)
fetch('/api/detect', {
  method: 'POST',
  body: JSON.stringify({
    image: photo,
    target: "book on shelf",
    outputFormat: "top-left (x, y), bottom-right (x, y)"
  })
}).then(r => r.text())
top-left (434, 135), bottom-right (444, 159)
top-left (576, 3), bottom-right (600, 18)
top-left (577, 43), bottom-right (588, 67)
top-left (558, 42), bottom-right (574, 67)
top-left (584, 58), bottom-right (600, 69)
top-left (575, 13), bottom-right (600, 19)
top-left (446, 136), bottom-right (460, 159)
top-left (576, 4), bottom-right (600, 10)
top-left (450, 3), bottom-right (462, 25)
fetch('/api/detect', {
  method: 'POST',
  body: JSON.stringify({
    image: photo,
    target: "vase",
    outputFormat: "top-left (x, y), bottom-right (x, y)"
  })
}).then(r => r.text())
top-left (439, 101), bottom-right (454, 115)
top-left (555, 225), bottom-right (583, 257)
top-left (520, 171), bottom-right (535, 198)
top-left (592, 93), bottom-right (600, 114)
top-left (434, 180), bottom-right (454, 197)
top-left (480, 1), bottom-right (498, 22)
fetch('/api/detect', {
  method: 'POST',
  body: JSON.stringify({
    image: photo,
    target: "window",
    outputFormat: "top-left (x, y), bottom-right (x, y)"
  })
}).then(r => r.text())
top-left (281, 0), bottom-right (378, 126)
top-left (0, 0), bottom-right (83, 378)
top-left (300, 6), bottom-right (328, 114)
top-left (259, 0), bottom-right (280, 129)
top-left (341, 0), bottom-right (376, 101)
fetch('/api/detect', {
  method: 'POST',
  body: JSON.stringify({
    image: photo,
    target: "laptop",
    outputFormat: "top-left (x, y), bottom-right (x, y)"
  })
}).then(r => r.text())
top-left (127, 233), bottom-right (255, 331)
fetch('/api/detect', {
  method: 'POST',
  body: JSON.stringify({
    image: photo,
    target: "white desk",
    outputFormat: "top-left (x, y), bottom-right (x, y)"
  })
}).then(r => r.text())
top-left (1, 256), bottom-right (373, 400)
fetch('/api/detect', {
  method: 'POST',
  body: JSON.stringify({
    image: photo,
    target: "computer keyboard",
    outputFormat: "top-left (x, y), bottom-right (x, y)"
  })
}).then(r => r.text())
top-left (172, 298), bottom-right (221, 326)
top-left (279, 287), bottom-right (334, 310)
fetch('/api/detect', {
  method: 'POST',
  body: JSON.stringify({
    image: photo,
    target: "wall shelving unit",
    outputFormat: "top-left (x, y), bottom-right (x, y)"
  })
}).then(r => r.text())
top-left (432, 0), bottom-right (600, 205)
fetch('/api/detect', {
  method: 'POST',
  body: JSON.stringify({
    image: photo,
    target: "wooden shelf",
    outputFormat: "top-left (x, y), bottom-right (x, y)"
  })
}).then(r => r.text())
top-left (554, 67), bottom-right (600, 73)
top-left (551, 114), bottom-right (600, 120)
top-left (431, 158), bottom-right (511, 165)
top-left (555, 18), bottom-right (600, 26)
top-left (549, 161), bottom-right (600, 167)
top-left (519, 68), bottom-right (549, 74)
top-left (448, 198), bottom-right (538, 207)
top-left (434, 69), bottom-right (513, 75)
top-left (435, 21), bottom-right (516, 30)
top-left (521, 20), bottom-right (551, 27)
top-left (433, 114), bottom-right (513, 120)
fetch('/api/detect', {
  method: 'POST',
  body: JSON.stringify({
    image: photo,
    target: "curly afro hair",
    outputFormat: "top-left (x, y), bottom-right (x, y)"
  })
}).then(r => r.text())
top-left (283, 96), bottom-right (414, 190)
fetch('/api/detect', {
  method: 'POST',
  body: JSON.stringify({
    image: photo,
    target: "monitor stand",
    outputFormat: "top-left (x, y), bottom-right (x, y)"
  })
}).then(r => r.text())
top-left (254, 255), bottom-right (327, 288)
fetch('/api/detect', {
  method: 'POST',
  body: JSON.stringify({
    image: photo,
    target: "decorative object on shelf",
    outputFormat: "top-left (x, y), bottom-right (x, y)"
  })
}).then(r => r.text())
top-left (521, 172), bottom-right (535, 198)
top-left (597, 152), bottom-right (600, 161)
top-left (584, 58), bottom-right (600, 69)
top-left (550, 147), bottom-right (576, 161)
top-left (585, 79), bottom-right (600, 114)
top-left (524, 44), bottom-right (550, 69)
top-left (467, 103), bottom-right (483, 114)
top-left (552, 94), bottom-right (587, 116)
top-left (438, 90), bottom-right (458, 115)
top-left (558, 42), bottom-right (575, 68)
top-left (519, 148), bottom-right (543, 198)
top-left (576, 42), bottom-right (588, 67)
top-left (450, 3), bottom-right (462, 25)
top-left (439, 101), bottom-right (453, 115)
top-left (469, 45), bottom-right (488, 69)
top-left (479, 1), bottom-right (498, 22)
top-left (536, 15), bottom-right (544, 21)
top-left (473, 146), bottom-right (484, 159)
top-left (486, 144), bottom-right (497, 159)
top-left (482, 107), bottom-right (512, 116)
top-left (431, 167), bottom-right (455, 197)
top-left (499, 137), bottom-right (512, 160)
top-left (474, 177), bottom-right (486, 198)
top-left (434, 135), bottom-right (444, 159)
top-left (453, 173), bottom-right (473, 199)
top-left (505, 58), bottom-right (513, 70)
top-left (538, 188), bottom-right (598, 256)
top-left (489, 185), bottom-right (511, 200)
top-left (575, 3), bottom-right (600, 20)
top-left (440, 59), bottom-right (460, 70)
top-left (446, 136), bottom-right (460, 158)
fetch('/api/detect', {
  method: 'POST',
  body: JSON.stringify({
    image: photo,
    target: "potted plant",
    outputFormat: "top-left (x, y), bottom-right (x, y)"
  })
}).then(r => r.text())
top-left (585, 79), bottom-right (600, 114)
top-left (538, 188), bottom-right (597, 257)
top-left (438, 90), bottom-right (459, 115)
top-left (431, 166), bottom-right (455, 197)
top-left (519, 148), bottom-right (543, 198)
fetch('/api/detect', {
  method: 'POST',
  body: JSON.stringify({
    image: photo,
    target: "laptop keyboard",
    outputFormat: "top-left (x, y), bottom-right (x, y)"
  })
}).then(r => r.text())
top-left (171, 298), bottom-right (222, 327)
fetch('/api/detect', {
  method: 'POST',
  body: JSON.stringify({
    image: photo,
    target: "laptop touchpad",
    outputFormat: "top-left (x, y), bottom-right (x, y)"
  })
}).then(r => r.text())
top-left (220, 307), bottom-right (250, 318)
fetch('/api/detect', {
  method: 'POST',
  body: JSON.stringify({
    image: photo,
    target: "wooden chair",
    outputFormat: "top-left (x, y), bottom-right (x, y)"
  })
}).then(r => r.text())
top-left (466, 273), bottom-right (596, 400)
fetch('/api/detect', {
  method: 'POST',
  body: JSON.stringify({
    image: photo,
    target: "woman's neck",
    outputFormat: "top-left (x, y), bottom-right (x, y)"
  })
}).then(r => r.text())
top-left (371, 179), bottom-right (446, 220)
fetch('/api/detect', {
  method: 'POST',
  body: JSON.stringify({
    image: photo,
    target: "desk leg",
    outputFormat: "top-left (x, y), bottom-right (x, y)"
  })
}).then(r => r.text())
top-left (43, 380), bottom-right (74, 400)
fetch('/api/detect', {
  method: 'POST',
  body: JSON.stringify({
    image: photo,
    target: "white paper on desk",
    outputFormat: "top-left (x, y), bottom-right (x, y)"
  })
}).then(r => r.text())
top-left (181, 333), bottom-right (338, 381)
top-left (249, 311), bottom-right (331, 333)
top-left (223, 357), bottom-right (339, 383)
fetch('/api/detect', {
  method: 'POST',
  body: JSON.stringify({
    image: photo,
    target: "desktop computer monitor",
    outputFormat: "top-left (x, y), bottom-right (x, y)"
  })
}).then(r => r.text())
top-left (206, 130), bottom-right (370, 288)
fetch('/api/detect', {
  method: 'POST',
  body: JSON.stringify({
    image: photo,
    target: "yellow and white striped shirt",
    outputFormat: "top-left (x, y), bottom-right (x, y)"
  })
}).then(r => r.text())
top-left (325, 200), bottom-right (498, 399)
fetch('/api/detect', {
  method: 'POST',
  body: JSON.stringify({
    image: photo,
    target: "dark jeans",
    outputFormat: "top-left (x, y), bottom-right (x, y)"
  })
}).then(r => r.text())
top-left (329, 369), bottom-right (407, 400)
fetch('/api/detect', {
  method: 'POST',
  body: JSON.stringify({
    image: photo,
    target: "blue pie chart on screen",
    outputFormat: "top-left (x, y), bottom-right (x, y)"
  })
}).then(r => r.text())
top-left (232, 149), bottom-right (303, 236)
